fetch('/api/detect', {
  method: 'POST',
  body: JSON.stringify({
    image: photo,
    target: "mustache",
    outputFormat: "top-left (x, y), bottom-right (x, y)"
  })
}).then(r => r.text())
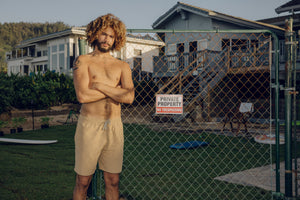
top-left (99, 41), bottom-right (109, 45)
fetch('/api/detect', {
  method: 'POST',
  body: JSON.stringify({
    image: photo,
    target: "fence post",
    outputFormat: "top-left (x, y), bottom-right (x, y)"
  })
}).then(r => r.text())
top-left (271, 29), bottom-right (282, 198)
top-left (292, 24), bottom-right (298, 198)
top-left (284, 17), bottom-right (294, 198)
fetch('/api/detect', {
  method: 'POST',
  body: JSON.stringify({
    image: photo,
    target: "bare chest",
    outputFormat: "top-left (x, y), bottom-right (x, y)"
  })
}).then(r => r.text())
top-left (88, 63), bottom-right (121, 86)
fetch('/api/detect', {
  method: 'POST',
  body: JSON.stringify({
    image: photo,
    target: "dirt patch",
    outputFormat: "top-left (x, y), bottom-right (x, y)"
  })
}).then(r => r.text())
top-left (0, 104), bottom-right (79, 134)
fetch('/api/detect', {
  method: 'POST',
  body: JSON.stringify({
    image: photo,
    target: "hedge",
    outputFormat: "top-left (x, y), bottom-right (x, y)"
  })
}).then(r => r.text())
top-left (0, 72), bottom-right (159, 114)
top-left (0, 71), bottom-right (77, 114)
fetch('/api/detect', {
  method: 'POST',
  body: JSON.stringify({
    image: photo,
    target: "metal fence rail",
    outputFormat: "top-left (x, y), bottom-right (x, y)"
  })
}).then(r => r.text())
top-left (91, 29), bottom-right (285, 200)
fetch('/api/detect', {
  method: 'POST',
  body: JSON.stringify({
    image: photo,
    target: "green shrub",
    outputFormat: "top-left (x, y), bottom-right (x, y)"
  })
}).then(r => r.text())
top-left (0, 120), bottom-right (8, 128)
top-left (0, 73), bottom-right (14, 113)
top-left (0, 71), bottom-right (77, 114)
top-left (11, 117), bottom-right (27, 128)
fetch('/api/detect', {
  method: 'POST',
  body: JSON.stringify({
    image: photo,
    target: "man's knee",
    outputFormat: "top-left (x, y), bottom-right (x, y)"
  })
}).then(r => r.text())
top-left (76, 174), bottom-right (92, 189)
top-left (104, 173), bottom-right (120, 187)
top-left (107, 176), bottom-right (119, 187)
top-left (109, 179), bottom-right (119, 188)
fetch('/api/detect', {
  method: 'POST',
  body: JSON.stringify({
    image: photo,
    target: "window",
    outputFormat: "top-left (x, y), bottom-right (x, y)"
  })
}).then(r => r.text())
top-left (23, 65), bottom-right (29, 75)
top-left (222, 39), bottom-right (257, 52)
top-left (29, 46), bottom-right (35, 57)
top-left (43, 50), bottom-right (47, 56)
top-left (37, 51), bottom-right (42, 57)
top-left (51, 43), bottom-right (65, 71)
top-left (189, 41), bottom-right (197, 52)
top-left (232, 39), bottom-right (248, 51)
top-left (59, 44), bottom-right (65, 51)
top-left (17, 49), bottom-right (22, 58)
top-left (52, 45), bottom-right (57, 52)
top-left (52, 54), bottom-right (57, 67)
top-left (59, 53), bottom-right (64, 69)
top-left (22, 48), bottom-right (28, 57)
top-left (37, 65), bottom-right (43, 72)
top-left (177, 43), bottom-right (185, 54)
top-left (189, 41), bottom-right (197, 68)
top-left (169, 62), bottom-right (177, 72)
top-left (222, 39), bottom-right (230, 50)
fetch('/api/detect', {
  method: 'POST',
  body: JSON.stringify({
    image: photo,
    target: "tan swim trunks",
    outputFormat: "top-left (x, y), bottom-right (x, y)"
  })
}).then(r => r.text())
top-left (74, 115), bottom-right (124, 176)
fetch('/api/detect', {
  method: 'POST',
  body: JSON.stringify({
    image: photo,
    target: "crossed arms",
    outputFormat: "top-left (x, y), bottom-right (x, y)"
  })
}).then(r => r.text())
top-left (73, 56), bottom-right (135, 104)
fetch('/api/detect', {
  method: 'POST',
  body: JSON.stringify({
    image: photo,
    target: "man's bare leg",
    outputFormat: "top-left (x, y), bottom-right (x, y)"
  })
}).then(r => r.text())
top-left (103, 171), bottom-right (120, 200)
top-left (73, 174), bottom-right (93, 200)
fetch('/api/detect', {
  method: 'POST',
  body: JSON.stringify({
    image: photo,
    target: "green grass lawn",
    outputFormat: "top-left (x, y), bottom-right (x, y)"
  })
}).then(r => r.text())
top-left (0, 125), bottom-right (76, 200)
top-left (0, 123), bottom-right (289, 200)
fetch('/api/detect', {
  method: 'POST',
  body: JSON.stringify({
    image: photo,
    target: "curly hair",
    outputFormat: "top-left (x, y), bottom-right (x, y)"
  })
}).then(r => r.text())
top-left (86, 13), bottom-right (126, 51)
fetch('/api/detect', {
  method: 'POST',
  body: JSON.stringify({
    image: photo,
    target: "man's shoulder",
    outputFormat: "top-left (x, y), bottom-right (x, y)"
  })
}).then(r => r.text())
top-left (109, 57), bottom-right (128, 67)
top-left (77, 54), bottom-right (91, 60)
top-left (72, 54), bottom-right (91, 70)
top-left (115, 58), bottom-right (128, 66)
top-left (74, 54), bottom-right (89, 63)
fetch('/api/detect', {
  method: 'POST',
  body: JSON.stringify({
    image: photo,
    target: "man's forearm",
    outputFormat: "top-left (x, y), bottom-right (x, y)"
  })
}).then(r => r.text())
top-left (92, 82), bottom-right (134, 104)
top-left (75, 87), bottom-right (107, 103)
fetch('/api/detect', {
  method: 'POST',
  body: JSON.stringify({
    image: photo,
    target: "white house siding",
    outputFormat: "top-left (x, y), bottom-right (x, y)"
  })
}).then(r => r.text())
top-left (6, 28), bottom-right (164, 77)
top-left (124, 41), bottom-right (161, 73)
top-left (7, 59), bottom-right (22, 75)
top-left (123, 37), bottom-right (164, 73)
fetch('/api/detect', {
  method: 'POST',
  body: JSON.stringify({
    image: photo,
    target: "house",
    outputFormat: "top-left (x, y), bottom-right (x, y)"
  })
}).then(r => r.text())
top-left (5, 27), bottom-right (164, 80)
top-left (258, 0), bottom-right (300, 120)
top-left (6, 27), bottom-right (87, 76)
top-left (150, 2), bottom-right (286, 121)
top-left (259, 0), bottom-right (300, 74)
top-left (151, 2), bottom-right (285, 78)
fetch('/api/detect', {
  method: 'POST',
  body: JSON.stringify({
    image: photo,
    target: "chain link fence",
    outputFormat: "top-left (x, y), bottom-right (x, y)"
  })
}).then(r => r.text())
top-left (93, 30), bottom-right (282, 200)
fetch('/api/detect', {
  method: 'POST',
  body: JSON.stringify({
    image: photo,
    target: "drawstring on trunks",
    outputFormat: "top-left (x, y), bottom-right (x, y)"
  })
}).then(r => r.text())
top-left (102, 119), bottom-right (111, 130)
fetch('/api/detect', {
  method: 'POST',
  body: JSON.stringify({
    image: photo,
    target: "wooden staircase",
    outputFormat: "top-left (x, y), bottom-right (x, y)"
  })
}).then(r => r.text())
top-left (156, 49), bottom-right (230, 114)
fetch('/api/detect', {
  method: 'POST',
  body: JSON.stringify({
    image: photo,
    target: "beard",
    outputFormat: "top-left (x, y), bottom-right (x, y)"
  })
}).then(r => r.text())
top-left (95, 40), bottom-right (112, 53)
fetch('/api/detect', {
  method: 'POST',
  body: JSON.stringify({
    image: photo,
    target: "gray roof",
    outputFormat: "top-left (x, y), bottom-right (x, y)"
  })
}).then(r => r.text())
top-left (152, 2), bottom-right (284, 34)
top-left (275, 0), bottom-right (300, 14)
top-left (17, 27), bottom-right (86, 48)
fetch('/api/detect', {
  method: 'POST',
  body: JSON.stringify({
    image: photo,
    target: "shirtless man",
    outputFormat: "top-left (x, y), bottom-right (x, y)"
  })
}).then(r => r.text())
top-left (72, 14), bottom-right (134, 200)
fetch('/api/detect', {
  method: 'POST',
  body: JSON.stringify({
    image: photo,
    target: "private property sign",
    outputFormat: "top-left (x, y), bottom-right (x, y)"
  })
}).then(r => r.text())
top-left (156, 94), bottom-right (183, 114)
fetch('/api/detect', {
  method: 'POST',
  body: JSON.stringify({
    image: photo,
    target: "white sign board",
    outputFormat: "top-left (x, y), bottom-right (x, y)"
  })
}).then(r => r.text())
top-left (156, 94), bottom-right (183, 114)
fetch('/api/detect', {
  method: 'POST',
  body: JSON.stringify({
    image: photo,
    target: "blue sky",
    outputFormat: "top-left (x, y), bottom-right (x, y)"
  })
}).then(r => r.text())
top-left (0, 0), bottom-right (289, 29)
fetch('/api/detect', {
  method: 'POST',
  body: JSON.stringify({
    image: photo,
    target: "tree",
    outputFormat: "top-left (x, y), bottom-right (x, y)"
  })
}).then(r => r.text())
top-left (0, 22), bottom-right (71, 71)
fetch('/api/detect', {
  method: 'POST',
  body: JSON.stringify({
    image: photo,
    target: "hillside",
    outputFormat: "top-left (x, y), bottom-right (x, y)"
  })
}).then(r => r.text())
top-left (0, 22), bottom-right (70, 72)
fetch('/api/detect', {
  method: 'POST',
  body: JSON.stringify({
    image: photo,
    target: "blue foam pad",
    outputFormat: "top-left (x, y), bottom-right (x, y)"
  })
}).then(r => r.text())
top-left (169, 141), bottom-right (209, 149)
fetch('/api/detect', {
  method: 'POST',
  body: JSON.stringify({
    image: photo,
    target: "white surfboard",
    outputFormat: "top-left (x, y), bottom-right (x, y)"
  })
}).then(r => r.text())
top-left (0, 138), bottom-right (58, 144)
top-left (254, 134), bottom-right (284, 145)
